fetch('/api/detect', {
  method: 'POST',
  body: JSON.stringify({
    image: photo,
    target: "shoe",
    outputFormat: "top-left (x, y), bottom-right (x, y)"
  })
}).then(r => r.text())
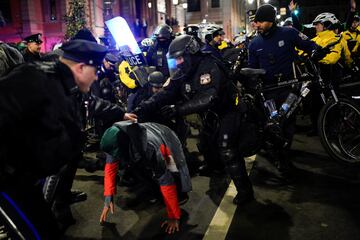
top-left (69, 190), bottom-right (87, 204)
top-left (233, 193), bottom-right (254, 206)
top-left (198, 164), bottom-right (212, 176)
top-left (198, 164), bottom-right (225, 177)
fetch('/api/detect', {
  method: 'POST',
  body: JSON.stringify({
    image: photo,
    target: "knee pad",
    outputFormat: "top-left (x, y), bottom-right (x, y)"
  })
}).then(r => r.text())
top-left (219, 148), bottom-right (237, 165)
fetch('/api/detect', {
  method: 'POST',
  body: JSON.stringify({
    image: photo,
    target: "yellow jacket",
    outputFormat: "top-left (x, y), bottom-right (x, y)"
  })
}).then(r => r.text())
top-left (218, 40), bottom-right (229, 50)
top-left (339, 35), bottom-right (353, 66)
top-left (118, 60), bottom-right (137, 89)
top-left (342, 26), bottom-right (360, 53)
top-left (311, 30), bottom-right (342, 64)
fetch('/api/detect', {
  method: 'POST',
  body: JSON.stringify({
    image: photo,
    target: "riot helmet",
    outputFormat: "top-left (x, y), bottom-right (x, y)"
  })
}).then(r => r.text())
top-left (166, 35), bottom-right (200, 79)
top-left (184, 25), bottom-right (200, 37)
top-left (153, 24), bottom-right (174, 41)
top-left (148, 71), bottom-right (165, 88)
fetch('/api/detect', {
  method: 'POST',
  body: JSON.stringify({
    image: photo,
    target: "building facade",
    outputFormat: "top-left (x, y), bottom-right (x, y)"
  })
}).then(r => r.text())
top-left (0, 0), bottom-right (176, 52)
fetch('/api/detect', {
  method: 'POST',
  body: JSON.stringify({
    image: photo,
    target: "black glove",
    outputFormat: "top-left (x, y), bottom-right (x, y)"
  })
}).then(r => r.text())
top-left (351, 63), bottom-right (359, 74)
top-left (160, 105), bottom-right (178, 119)
top-left (311, 47), bottom-right (331, 62)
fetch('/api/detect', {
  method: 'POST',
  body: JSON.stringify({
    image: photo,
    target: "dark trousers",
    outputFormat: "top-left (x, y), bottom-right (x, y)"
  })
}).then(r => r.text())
top-left (0, 178), bottom-right (60, 239)
top-left (217, 110), bottom-right (254, 197)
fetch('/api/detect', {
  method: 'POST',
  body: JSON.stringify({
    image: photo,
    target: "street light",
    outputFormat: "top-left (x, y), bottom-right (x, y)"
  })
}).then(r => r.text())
top-left (173, 0), bottom-right (179, 19)
top-left (182, 2), bottom-right (188, 26)
top-left (148, 2), bottom-right (152, 8)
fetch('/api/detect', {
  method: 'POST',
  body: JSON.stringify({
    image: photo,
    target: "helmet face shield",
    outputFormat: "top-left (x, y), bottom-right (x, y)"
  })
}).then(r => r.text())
top-left (166, 35), bottom-right (199, 79)
top-left (166, 55), bottom-right (192, 79)
top-left (167, 57), bottom-right (179, 79)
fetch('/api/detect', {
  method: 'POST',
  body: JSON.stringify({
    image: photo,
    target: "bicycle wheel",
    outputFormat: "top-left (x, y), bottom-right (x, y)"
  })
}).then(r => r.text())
top-left (318, 98), bottom-right (360, 165)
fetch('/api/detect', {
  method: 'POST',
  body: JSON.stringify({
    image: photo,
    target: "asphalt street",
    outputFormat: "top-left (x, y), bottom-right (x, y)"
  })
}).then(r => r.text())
top-left (63, 129), bottom-right (360, 240)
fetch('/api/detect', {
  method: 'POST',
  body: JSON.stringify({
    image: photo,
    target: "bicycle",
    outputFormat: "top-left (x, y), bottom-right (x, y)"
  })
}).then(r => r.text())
top-left (238, 47), bottom-right (360, 165)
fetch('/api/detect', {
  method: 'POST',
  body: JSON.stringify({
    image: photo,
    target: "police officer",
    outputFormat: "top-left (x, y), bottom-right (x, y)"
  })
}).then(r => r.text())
top-left (312, 13), bottom-right (345, 65)
top-left (233, 35), bottom-right (246, 49)
top-left (134, 35), bottom-right (254, 205)
top-left (249, 4), bottom-right (317, 84)
top-left (91, 53), bottom-right (120, 103)
top-left (184, 25), bottom-right (203, 46)
top-left (146, 24), bottom-right (174, 78)
top-left (248, 4), bottom-right (317, 175)
top-left (343, 14), bottom-right (360, 59)
top-left (127, 71), bottom-right (165, 112)
top-left (201, 24), bottom-right (226, 60)
top-left (22, 33), bottom-right (43, 62)
top-left (0, 41), bottom-right (24, 77)
top-left (0, 39), bottom-right (136, 239)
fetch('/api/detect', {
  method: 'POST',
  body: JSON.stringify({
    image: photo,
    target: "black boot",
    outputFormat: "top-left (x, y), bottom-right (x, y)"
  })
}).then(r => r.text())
top-left (230, 171), bottom-right (254, 205)
top-left (220, 149), bottom-right (254, 206)
top-left (69, 190), bottom-right (87, 204)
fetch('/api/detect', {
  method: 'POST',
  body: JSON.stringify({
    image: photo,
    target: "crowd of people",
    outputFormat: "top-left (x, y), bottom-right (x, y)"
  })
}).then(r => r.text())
top-left (0, 0), bottom-right (359, 238)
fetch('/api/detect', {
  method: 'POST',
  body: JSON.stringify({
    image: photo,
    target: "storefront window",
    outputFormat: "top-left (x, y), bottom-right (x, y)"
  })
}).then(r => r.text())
top-left (188, 0), bottom-right (200, 12)
top-left (211, 0), bottom-right (220, 8)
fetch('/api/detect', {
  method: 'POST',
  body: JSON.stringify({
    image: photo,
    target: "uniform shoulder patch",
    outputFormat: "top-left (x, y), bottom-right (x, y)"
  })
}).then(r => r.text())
top-left (298, 32), bottom-right (308, 40)
top-left (200, 73), bottom-right (212, 85)
top-left (278, 40), bottom-right (285, 47)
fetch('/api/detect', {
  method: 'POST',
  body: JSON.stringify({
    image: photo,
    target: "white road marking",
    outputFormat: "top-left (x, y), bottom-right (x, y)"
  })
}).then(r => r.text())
top-left (202, 155), bottom-right (256, 240)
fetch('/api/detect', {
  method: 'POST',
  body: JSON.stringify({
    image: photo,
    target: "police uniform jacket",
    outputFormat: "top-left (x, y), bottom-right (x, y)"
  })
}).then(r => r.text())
top-left (146, 41), bottom-right (170, 78)
top-left (248, 25), bottom-right (317, 84)
top-left (0, 61), bottom-right (86, 182)
top-left (201, 43), bottom-right (223, 61)
top-left (134, 54), bottom-right (238, 119)
top-left (22, 48), bottom-right (42, 62)
top-left (0, 60), bottom-right (125, 184)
